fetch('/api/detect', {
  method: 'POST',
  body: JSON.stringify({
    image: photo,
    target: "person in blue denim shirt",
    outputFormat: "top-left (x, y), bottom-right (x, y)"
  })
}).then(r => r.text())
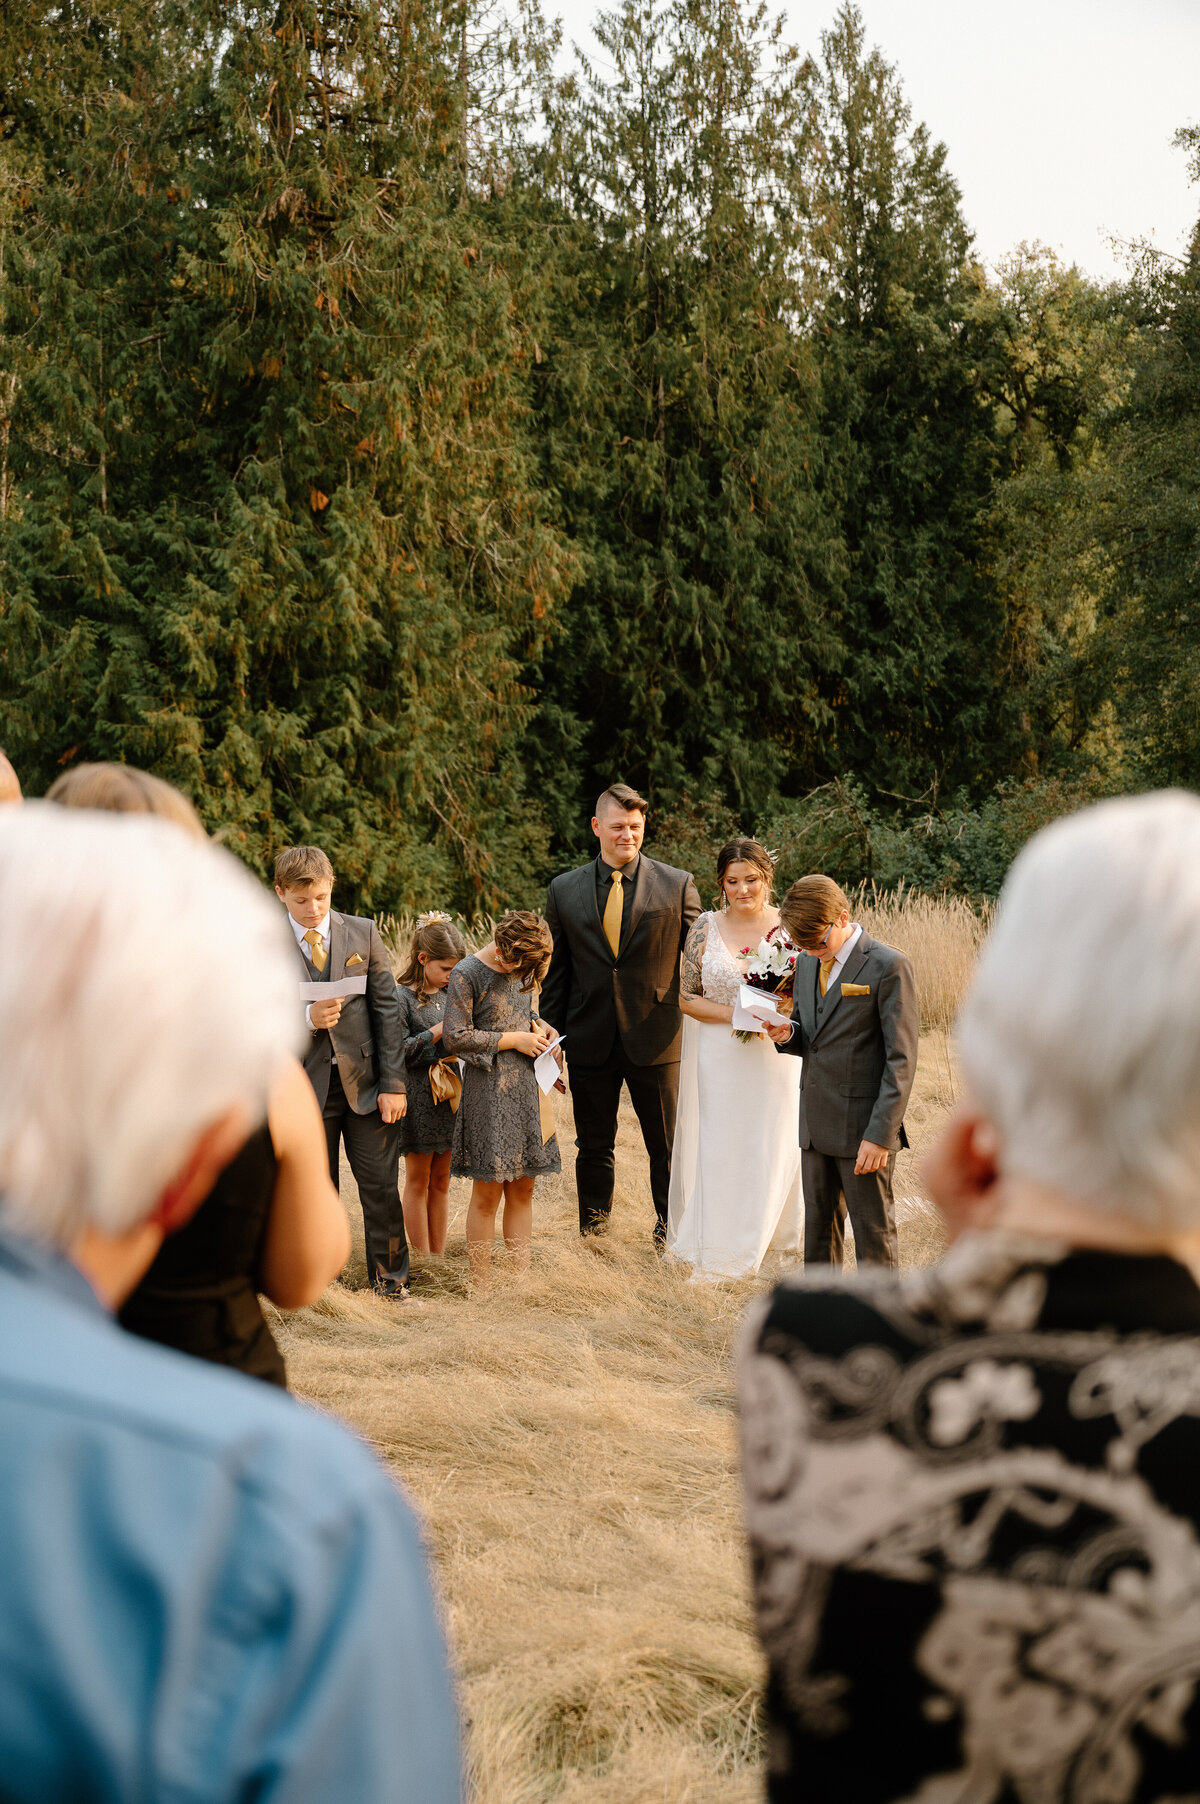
top-left (0, 804), bottom-right (460, 1804)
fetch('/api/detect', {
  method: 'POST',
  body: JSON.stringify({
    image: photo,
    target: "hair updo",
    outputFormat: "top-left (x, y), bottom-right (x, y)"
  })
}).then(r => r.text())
top-left (715, 838), bottom-right (775, 906)
top-left (493, 910), bottom-right (554, 993)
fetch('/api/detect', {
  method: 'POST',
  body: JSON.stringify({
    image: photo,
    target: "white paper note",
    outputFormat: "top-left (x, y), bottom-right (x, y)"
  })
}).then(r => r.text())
top-left (731, 985), bottom-right (788, 1034)
top-left (534, 1035), bottom-right (565, 1094)
top-left (298, 975), bottom-right (369, 1002)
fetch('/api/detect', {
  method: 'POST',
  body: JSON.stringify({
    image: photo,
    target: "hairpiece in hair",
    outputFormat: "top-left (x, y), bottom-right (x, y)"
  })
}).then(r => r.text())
top-left (417, 911), bottom-right (452, 927)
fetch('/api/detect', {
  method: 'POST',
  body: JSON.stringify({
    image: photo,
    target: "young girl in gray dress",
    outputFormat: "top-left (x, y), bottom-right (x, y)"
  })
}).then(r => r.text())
top-left (396, 915), bottom-right (468, 1258)
top-left (443, 911), bottom-right (560, 1290)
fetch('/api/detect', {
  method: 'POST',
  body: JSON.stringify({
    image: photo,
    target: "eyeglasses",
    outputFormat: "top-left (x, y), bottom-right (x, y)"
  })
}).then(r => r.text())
top-left (802, 921), bottom-right (837, 955)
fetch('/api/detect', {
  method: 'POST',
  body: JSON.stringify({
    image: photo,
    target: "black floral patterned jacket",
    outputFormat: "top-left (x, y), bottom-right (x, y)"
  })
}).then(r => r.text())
top-left (739, 1231), bottom-right (1200, 1803)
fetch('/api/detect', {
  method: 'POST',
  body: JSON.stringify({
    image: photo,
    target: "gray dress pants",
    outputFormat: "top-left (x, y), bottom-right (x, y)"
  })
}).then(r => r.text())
top-left (322, 1065), bottom-right (408, 1291)
top-left (801, 1146), bottom-right (898, 1269)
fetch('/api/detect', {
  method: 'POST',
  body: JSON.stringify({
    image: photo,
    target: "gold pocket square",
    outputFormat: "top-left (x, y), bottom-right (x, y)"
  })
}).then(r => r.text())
top-left (841, 982), bottom-right (871, 997)
top-left (345, 953), bottom-right (365, 968)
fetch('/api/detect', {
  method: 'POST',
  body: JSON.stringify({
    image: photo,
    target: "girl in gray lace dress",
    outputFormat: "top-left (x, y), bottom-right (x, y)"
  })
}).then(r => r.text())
top-left (396, 915), bottom-right (468, 1258)
top-left (443, 912), bottom-right (560, 1289)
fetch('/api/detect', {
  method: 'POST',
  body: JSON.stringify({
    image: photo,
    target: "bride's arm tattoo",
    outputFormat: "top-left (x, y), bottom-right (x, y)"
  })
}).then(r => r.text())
top-left (681, 917), bottom-right (707, 997)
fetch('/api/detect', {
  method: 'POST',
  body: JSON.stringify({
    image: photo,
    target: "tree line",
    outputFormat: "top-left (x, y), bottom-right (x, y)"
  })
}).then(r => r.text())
top-left (1, 0), bottom-right (1196, 911)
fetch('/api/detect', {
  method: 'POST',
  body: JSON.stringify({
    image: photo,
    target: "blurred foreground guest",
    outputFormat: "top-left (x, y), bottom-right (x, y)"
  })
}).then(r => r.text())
top-left (443, 911), bottom-right (559, 1290)
top-left (48, 761), bottom-right (350, 1381)
top-left (397, 913), bottom-right (469, 1257)
top-left (0, 807), bottom-right (460, 1803)
top-left (741, 792), bottom-right (1200, 1804)
top-left (0, 747), bottom-right (22, 804)
top-left (120, 1058), bottom-right (350, 1384)
top-left (46, 758), bottom-right (201, 826)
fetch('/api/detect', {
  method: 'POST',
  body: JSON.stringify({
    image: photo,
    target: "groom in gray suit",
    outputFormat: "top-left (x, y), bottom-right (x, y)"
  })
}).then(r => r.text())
top-left (767, 875), bottom-right (918, 1267)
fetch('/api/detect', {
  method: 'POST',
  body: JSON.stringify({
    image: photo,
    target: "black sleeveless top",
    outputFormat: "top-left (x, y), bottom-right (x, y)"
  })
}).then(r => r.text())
top-left (119, 1125), bottom-right (286, 1387)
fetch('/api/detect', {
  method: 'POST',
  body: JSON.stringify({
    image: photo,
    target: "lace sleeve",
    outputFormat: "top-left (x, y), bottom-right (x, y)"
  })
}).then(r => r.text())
top-left (681, 914), bottom-right (708, 998)
top-left (442, 965), bottom-right (501, 1068)
top-left (398, 988), bottom-right (439, 1071)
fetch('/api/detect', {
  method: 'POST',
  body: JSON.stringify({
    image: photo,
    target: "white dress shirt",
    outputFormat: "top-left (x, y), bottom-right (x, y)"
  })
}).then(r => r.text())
top-left (823, 922), bottom-right (862, 993)
top-left (290, 912), bottom-right (333, 1039)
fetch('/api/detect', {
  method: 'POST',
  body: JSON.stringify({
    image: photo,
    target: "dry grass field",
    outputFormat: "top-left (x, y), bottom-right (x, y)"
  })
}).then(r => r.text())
top-left (856, 887), bottom-right (990, 1035)
top-left (274, 905), bottom-right (973, 1802)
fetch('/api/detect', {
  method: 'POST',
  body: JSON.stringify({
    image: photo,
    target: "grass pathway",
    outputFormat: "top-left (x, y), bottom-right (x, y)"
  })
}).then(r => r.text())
top-left (275, 1034), bottom-right (955, 1801)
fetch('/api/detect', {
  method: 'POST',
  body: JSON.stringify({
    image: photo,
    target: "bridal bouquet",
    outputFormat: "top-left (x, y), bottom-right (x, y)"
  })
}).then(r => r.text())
top-left (733, 925), bottom-right (798, 1043)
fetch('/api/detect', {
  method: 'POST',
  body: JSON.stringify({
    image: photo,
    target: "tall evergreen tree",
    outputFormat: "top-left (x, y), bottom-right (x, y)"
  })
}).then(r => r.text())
top-left (974, 246), bottom-right (1132, 780)
top-left (801, 3), bottom-right (1002, 802)
top-left (525, 0), bottom-right (844, 849)
top-left (0, 0), bottom-right (571, 909)
top-left (1098, 182), bottom-right (1200, 788)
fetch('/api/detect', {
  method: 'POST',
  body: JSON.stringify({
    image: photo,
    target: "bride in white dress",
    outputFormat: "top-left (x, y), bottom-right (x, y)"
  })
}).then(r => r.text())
top-left (666, 839), bottom-right (803, 1279)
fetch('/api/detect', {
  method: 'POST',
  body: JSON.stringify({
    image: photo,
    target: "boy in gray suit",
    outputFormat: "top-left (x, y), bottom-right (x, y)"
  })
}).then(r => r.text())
top-left (275, 846), bottom-right (413, 1300)
top-left (767, 875), bottom-right (918, 1268)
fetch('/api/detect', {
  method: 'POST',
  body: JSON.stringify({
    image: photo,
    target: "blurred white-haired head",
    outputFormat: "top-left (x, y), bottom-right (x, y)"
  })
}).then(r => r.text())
top-left (958, 789), bottom-right (1200, 1229)
top-left (0, 805), bottom-right (301, 1246)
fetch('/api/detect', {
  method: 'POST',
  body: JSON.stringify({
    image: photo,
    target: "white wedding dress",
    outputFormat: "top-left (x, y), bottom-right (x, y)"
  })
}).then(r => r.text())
top-left (666, 914), bottom-right (804, 1280)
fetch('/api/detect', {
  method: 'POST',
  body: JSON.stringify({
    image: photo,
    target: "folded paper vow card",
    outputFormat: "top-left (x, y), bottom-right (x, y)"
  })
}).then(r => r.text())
top-left (534, 1035), bottom-right (566, 1094)
top-left (298, 975), bottom-right (368, 1002)
top-left (731, 986), bottom-right (788, 1034)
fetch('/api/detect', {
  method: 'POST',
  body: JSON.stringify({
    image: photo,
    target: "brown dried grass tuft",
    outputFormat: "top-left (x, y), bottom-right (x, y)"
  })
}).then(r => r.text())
top-left (276, 903), bottom-right (980, 1799)
top-left (855, 885), bottom-right (991, 1034)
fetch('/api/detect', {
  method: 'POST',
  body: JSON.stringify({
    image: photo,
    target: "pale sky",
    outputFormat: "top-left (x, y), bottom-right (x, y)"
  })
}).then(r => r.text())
top-left (552, 0), bottom-right (1200, 285)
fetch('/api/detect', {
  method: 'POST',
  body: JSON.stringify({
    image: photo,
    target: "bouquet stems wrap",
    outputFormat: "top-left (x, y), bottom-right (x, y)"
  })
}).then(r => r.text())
top-left (429, 1059), bottom-right (462, 1113)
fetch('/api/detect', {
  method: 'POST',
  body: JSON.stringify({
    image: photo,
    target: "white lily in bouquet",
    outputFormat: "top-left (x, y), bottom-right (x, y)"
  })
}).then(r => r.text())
top-left (733, 925), bottom-right (798, 1042)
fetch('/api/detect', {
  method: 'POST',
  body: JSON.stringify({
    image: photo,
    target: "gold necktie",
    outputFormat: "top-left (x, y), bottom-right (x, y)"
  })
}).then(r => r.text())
top-left (819, 957), bottom-right (835, 998)
top-left (304, 928), bottom-right (328, 972)
top-left (602, 869), bottom-right (624, 958)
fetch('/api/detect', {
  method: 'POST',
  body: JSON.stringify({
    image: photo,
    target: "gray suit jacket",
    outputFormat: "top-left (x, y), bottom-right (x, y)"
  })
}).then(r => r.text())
top-left (777, 930), bottom-right (917, 1157)
top-left (296, 912), bottom-right (405, 1114)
